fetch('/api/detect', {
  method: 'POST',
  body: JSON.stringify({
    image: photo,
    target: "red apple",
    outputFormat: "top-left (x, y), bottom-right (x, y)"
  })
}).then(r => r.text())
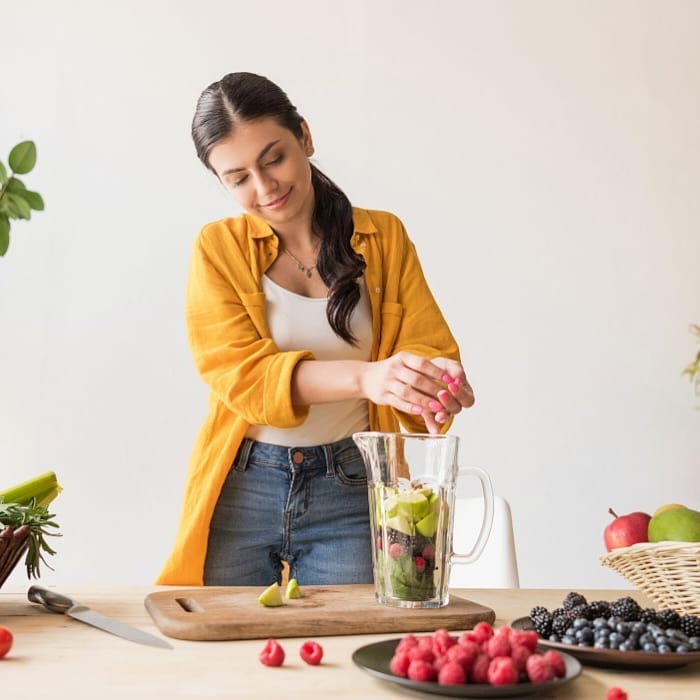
top-left (603, 508), bottom-right (651, 551)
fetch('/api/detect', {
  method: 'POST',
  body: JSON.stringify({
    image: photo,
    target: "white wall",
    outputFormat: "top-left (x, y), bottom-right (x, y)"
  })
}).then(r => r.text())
top-left (2, 0), bottom-right (698, 591)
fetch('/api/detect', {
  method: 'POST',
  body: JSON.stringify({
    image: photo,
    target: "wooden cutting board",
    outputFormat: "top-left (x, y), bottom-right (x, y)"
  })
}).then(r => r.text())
top-left (145, 585), bottom-right (495, 641)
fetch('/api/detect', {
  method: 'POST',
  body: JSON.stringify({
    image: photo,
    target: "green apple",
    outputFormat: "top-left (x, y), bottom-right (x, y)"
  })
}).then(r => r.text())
top-left (386, 514), bottom-right (414, 535)
top-left (258, 582), bottom-right (283, 607)
top-left (284, 578), bottom-right (302, 599)
top-left (396, 490), bottom-right (430, 521)
top-left (415, 511), bottom-right (438, 538)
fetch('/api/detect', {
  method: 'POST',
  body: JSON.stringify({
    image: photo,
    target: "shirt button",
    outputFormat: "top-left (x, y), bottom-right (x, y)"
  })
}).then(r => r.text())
top-left (292, 450), bottom-right (304, 464)
top-left (361, 242), bottom-right (367, 247)
top-left (375, 287), bottom-right (381, 294)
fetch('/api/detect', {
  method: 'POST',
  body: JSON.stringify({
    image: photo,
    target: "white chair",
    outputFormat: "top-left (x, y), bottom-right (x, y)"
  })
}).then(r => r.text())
top-left (449, 495), bottom-right (520, 589)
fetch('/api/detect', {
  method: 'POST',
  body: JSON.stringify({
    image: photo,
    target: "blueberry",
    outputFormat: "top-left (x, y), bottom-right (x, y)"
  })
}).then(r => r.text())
top-left (609, 632), bottom-right (625, 645)
top-left (639, 632), bottom-right (654, 646)
top-left (595, 627), bottom-right (611, 639)
top-left (676, 645), bottom-right (690, 653)
top-left (619, 641), bottom-right (634, 651)
top-left (565, 627), bottom-right (576, 637)
top-left (561, 635), bottom-right (576, 645)
top-left (573, 618), bottom-right (589, 629)
top-left (643, 642), bottom-right (657, 652)
top-left (594, 640), bottom-right (609, 649)
top-left (593, 617), bottom-right (608, 628)
top-left (632, 622), bottom-right (646, 634)
top-left (616, 622), bottom-right (631, 635)
top-left (658, 644), bottom-right (672, 653)
top-left (549, 634), bottom-right (561, 642)
top-left (690, 639), bottom-right (700, 651)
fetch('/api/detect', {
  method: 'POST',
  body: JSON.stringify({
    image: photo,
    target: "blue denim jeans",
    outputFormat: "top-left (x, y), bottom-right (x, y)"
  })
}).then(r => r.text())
top-left (203, 436), bottom-right (373, 586)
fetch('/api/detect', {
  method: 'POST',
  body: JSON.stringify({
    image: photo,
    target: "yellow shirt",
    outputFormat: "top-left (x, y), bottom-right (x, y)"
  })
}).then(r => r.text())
top-left (156, 207), bottom-right (460, 585)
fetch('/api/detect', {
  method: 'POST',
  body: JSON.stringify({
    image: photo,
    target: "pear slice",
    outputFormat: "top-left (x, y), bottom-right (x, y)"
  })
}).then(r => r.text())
top-left (285, 578), bottom-right (302, 599)
top-left (258, 582), bottom-right (283, 607)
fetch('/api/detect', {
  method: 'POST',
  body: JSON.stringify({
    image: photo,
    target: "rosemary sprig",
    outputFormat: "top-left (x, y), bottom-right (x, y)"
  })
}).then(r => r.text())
top-left (0, 501), bottom-right (61, 578)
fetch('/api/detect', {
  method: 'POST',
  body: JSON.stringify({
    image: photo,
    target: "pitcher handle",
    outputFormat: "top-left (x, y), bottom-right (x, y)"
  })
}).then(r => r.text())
top-left (451, 466), bottom-right (494, 564)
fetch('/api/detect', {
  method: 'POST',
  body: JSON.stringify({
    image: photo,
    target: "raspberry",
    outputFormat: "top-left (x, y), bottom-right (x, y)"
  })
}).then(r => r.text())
top-left (542, 650), bottom-right (566, 678)
top-left (432, 628), bottom-right (456, 655)
top-left (408, 645), bottom-right (435, 664)
top-left (510, 629), bottom-right (539, 652)
top-left (469, 653), bottom-right (490, 683)
top-left (487, 656), bottom-right (518, 686)
top-left (446, 642), bottom-right (477, 672)
top-left (456, 636), bottom-right (480, 658)
top-left (422, 543), bottom-right (435, 559)
top-left (525, 653), bottom-right (555, 683)
top-left (258, 638), bottom-right (285, 667)
top-left (606, 687), bottom-right (628, 700)
top-left (471, 621), bottom-right (495, 643)
top-left (407, 659), bottom-right (437, 682)
top-left (414, 556), bottom-right (426, 573)
top-left (510, 644), bottom-right (531, 672)
top-left (389, 542), bottom-right (404, 558)
top-left (299, 640), bottom-right (323, 665)
top-left (437, 660), bottom-right (466, 685)
top-left (485, 634), bottom-right (511, 659)
top-left (417, 636), bottom-right (435, 651)
top-left (389, 651), bottom-right (411, 677)
top-left (396, 634), bottom-right (418, 653)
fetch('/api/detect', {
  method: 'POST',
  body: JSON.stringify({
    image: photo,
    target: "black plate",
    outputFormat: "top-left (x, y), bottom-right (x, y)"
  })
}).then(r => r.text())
top-left (511, 617), bottom-right (700, 671)
top-left (352, 638), bottom-right (581, 698)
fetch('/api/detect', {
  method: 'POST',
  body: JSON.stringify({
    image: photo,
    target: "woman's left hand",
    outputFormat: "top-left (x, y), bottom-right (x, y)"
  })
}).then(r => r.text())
top-left (421, 357), bottom-right (474, 432)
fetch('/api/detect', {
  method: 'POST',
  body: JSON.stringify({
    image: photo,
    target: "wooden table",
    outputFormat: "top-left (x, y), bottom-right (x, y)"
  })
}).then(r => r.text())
top-left (0, 586), bottom-right (698, 698)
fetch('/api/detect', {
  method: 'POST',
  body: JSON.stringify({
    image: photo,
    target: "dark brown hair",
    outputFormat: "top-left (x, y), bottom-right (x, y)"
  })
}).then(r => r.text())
top-left (191, 72), bottom-right (366, 344)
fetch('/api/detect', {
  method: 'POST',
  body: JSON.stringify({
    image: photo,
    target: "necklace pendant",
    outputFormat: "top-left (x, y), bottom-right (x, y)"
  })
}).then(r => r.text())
top-left (305, 269), bottom-right (313, 279)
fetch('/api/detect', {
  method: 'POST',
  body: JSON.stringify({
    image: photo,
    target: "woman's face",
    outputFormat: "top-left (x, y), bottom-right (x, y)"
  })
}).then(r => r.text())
top-left (208, 117), bottom-right (315, 231)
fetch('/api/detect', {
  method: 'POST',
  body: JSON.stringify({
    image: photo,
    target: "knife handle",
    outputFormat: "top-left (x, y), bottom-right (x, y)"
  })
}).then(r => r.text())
top-left (28, 585), bottom-right (76, 613)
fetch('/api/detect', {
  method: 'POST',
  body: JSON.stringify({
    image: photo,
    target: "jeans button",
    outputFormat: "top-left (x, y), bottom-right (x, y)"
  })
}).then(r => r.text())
top-left (292, 450), bottom-right (304, 464)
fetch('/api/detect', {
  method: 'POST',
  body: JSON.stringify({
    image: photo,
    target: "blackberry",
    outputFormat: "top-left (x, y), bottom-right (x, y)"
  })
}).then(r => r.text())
top-left (529, 606), bottom-right (553, 637)
top-left (680, 614), bottom-right (700, 638)
top-left (657, 609), bottom-right (682, 629)
top-left (562, 592), bottom-right (587, 610)
top-left (552, 613), bottom-right (574, 637)
top-left (609, 596), bottom-right (642, 621)
top-left (640, 607), bottom-right (659, 625)
top-left (568, 603), bottom-right (588, 621)
top-left (583, 601), bottom-right (610, 620)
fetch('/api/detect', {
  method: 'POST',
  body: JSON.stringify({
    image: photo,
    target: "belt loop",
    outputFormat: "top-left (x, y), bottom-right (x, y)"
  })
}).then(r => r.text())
top-left (234, 438), bottom-right (255, 470)
top-left (322, 444), bottom-right (334, 477)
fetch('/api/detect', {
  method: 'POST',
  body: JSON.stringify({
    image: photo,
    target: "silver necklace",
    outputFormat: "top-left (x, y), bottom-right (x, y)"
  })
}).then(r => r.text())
top-left (282, 245), bottom-right (319, 279)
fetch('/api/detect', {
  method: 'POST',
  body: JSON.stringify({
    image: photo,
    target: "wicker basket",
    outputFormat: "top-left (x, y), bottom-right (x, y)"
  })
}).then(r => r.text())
top-left (600, 541), bottom-right (700, 615)
top-left (0, 525), bottom-right (30, 589)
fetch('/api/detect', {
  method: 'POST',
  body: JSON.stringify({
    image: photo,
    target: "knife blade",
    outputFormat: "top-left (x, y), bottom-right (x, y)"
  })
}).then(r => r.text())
top-left (28, 585), bottom-right (172, 649)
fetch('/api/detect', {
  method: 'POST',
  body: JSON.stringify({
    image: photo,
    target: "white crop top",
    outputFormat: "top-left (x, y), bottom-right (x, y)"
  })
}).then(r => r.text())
top-left (245, 276), bottom-right (373, 446)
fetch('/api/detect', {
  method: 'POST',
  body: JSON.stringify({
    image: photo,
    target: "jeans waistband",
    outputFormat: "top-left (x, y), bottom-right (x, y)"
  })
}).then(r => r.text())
top-left (235, 436), bottom-right (360, 472)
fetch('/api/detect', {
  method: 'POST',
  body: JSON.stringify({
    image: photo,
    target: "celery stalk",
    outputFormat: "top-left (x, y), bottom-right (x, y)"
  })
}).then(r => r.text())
top-left (0, 471), bottom-right (62, 507)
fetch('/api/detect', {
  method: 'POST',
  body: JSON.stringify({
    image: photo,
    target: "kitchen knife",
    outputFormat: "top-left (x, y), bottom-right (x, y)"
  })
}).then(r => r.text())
top-left (28, 585), bottom-right (172, 649)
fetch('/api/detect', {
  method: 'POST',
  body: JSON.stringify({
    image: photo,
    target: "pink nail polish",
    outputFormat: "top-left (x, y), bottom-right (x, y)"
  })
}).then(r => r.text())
top-left (428, 400), bottom-right (442, 411)
top-left (448, 382), bottom-right (459, 394)
top-left (453, 376), bottom-right (463, 386)
top-left (441, 373), bottom-right (452, 384)
top-left (411, 405), bottom-right (423, 414)
top-left (437, 390), bottom-right (450, 402)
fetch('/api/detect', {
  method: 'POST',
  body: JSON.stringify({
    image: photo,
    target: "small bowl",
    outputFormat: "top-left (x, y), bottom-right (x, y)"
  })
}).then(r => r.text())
top-left (0, 525), bottom-right (30, 589)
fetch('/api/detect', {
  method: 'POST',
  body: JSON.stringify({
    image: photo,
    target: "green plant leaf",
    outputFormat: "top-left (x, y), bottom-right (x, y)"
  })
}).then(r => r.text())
top-left (0, 160), bottom-right (7, 185)
top-left (0, 215), bottom-right (9, 255)
top-left (22, 190), bottom-right (44, 211)
top-left (3, 191), bottom-right (32, 220)
top-left (6, 176), bottom-right (26, 192)
top-left (8, 141), bottom-right (37, 175)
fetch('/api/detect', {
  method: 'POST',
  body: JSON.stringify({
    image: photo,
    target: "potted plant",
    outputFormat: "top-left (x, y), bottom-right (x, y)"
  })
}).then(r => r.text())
top-left (0, 140), bottom-right (44, 256)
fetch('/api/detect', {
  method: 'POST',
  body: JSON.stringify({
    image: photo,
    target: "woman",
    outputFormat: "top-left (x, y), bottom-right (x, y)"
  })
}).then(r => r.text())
top-left (157, 72), bottom-right (474, 586)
